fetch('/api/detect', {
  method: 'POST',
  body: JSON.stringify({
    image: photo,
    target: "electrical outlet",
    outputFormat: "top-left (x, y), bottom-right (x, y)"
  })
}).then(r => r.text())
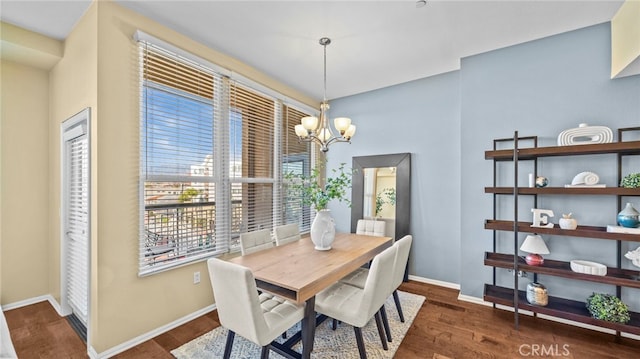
top-left (193, 271), bottom-right (201, 284)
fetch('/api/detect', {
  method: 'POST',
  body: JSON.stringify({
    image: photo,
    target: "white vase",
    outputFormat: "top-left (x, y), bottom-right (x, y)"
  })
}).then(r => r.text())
top-left (310, 209), bottom-right (336, 250)
top-left (559, 218), bottom-right (577, 230)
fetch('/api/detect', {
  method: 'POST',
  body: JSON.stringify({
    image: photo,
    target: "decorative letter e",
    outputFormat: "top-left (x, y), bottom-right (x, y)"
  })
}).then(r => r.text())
top-left (531, 208), bottom-right (554, 228)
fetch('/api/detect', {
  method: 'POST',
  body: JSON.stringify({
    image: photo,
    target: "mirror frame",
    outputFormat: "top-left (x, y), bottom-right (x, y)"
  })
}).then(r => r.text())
top-left (351, 152), bottom-right (411, 241)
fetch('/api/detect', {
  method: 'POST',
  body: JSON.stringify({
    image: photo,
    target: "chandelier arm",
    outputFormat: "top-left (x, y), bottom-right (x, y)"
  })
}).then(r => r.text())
top-left (324, 136), bottom-right (351, 147)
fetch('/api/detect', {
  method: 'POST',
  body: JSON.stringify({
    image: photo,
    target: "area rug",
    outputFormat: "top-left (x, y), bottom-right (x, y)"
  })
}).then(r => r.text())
top-left (171, 290), bottom-right (425, 359)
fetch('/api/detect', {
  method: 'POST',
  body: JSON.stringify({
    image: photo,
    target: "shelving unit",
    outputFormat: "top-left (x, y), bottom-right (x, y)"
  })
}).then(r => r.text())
top-left (484, 128), bottom-right (640, 336)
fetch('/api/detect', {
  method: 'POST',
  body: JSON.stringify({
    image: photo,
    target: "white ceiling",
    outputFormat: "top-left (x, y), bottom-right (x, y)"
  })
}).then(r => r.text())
top-left (0, 0), bottom-right (624, 101)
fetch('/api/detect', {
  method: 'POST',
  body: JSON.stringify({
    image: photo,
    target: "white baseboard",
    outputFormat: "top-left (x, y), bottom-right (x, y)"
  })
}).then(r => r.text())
top-left (94, 304), bottom-right (217, 358)
top-left (457, 293), bottom-right (493, 307)
top-left (2, 295), bottom-right (65, 317)
top-left (408, 275), bottom-right (460, 290)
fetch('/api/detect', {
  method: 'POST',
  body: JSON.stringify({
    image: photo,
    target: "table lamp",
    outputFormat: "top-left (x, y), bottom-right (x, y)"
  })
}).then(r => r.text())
top-left (520, 234), bottom-right (550, 266)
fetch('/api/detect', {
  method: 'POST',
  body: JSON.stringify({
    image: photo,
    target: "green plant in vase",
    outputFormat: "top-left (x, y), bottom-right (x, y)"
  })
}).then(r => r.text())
top-left (285, 162), bottom-right (352, 250)
top-left (285, 162), bottom-right (352, 210)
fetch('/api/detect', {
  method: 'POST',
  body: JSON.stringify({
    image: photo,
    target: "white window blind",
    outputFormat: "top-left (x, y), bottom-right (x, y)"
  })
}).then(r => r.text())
top-left (139, 38), bottom-right (318, 275)
top-left (282, 106), bottom-right (317, 232)
top-left (66, 134), bottom-right (89, 324)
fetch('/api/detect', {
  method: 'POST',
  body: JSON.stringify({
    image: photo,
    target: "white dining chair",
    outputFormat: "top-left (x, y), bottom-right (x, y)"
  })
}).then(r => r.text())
top-left (274, 223), bottom-right (301, 246)
top-left (339, 234), bottom-right (413, 340)
top-left (356, 219), bottom-right (386, 237)
top-left (314, 244), bottom-right (397, 359)
top-left (239, 228), bottom-right (274, 255)
top-left (207, 258), bottom-right (305, 359)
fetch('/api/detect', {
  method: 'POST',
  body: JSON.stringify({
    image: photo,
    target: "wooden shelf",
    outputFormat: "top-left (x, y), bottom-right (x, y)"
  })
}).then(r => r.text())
top-left (485, 130), bottom-right (640, 336)
top-left (484, 252), bottom-right (640, 289)
top-left (485, 140), bottom-right (640, 161)
top-left (484, 284), bottom-right (640, 335)
top-left (485, 187), bottom-right (640, 196)
top-left (484, 219), bottom-right (640, 243)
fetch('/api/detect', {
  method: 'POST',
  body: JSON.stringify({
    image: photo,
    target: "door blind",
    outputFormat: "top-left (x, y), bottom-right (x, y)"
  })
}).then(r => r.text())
top-left (66, 135), bottom-right (89, 324)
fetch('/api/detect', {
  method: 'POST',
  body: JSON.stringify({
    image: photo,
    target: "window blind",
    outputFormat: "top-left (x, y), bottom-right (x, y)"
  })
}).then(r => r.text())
top-left (138, 38), bottom-right (318, 275)
top-left (140, 42), bottom-right (226, 275)
top-left (282, 105), bottom-right (317, 232)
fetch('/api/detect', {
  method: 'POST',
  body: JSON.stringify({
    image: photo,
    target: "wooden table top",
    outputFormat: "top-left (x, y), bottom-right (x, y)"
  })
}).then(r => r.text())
top-left (228, 232), bottom-right (393, 304)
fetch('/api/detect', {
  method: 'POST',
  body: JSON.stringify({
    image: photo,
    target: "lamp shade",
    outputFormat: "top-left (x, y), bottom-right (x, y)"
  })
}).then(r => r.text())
top-left (301, 116), bottom-right (318, 131)
top-left (520, 234), bottom-right (550, 254)
top-left (334, 117), bottom-right (351, 132)
top-left (344, 125), bottom-right (356, 139)
top-left (294, 124), bottom-right (308, 138)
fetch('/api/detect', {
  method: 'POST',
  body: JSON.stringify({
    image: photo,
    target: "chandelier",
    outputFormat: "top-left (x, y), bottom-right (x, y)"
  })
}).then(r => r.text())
top-left (295, 37), bottom-right (356, 152)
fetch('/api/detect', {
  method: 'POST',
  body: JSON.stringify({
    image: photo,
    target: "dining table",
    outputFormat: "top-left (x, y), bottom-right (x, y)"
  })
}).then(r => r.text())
top-left (228, 232), bottom-right (393, 359)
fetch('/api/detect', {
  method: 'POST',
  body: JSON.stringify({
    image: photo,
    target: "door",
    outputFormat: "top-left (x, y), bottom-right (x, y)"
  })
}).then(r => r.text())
top-left (61, 108), bottom-right (90, 341)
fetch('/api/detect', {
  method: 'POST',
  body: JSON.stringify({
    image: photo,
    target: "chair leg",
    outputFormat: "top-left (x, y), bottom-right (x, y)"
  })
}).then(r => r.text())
top-left (393, 290), bottom-right (405, 323)
top-left (353, 326), bottom-right (367, 359)
top-left (223, 330), bottom-right (235, 359)
top-left (380, 305), bottom-right (392, 342)
top-left (260, 345), bottom-right (270, 359)
top-left (373, 311), bottom-right (388, 351)
top-left (332, 318), bottom-right (338, 330)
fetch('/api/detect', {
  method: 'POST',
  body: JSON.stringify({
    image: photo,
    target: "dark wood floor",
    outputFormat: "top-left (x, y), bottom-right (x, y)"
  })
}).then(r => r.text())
top-left (5, 281), bottom-right (640, 358)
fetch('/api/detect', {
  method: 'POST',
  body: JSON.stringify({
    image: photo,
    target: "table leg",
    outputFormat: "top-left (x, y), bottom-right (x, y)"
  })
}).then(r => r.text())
top-left (301, 296), bottom-right (316, 358)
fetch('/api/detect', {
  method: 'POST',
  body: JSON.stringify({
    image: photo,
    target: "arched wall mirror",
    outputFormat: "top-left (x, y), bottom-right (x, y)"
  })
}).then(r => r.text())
top-left (351, 152), bottom-right (411, 243)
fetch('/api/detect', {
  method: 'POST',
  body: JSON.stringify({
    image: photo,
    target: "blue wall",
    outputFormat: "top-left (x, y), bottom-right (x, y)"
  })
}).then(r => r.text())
top-left (328, 22), bottom-right (640, 305)
top-left (460, 22), bottom-right (640, 305)
top-left (328, 71), bottom-right (462, 285)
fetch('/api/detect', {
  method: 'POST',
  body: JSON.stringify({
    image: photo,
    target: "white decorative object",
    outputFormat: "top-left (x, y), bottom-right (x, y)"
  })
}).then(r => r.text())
top-left (310, 209), bottom-right (336, 250)
top-left (606, 225), bottom-right (640, 234)
top-left (624, 247), bottom-right (640, 268)
top-left (571, 171), bottom-right (600, 185)
top-left (528, 173), bottom-right (535, 188)
top-left (557, 123), bottom-right (613, 146)
top-left (531, 208), bottom-right (554, 228)
top-left (559, 213), bottom-right (577, 230)
top-left (570, 260), bottom-right (608, 276)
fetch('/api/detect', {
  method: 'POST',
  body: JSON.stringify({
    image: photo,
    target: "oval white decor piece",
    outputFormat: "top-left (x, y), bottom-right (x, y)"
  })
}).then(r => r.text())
top-left (570, 260), bottom-right (607, 276)
top-left (557, 123), bottom-right (613, 146)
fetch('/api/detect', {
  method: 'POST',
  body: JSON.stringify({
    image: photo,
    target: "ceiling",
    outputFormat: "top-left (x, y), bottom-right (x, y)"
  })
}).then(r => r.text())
top-left (0, 0), bottom-right (624, 101)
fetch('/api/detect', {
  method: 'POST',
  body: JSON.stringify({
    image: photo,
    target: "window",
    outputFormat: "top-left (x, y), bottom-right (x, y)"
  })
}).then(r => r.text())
top-left (138, 37), bottom-right (318, 275)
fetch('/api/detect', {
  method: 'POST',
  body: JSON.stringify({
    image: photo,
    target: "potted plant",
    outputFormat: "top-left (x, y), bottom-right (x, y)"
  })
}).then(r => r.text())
top-left (586, 293), bottom-right (630, 323)
top-left (621, 173), bottom-right (640, 188)
top-left (285, 162), bottom-right (352, 250)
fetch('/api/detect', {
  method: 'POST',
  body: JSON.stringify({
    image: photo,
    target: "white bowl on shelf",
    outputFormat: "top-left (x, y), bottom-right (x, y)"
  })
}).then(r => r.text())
top-left (570, 260), bottom-right (607, 276)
